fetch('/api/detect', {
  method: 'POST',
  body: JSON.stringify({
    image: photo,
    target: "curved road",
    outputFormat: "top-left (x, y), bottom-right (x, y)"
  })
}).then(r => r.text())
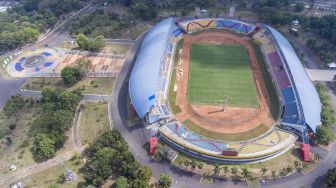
top-left (109, 34), bottom-right (336, 188)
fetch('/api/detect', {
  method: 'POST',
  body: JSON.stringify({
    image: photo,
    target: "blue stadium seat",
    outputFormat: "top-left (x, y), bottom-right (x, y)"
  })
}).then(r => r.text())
top-left (281, 87), bottom-right (295, 103)
top-left (166, 123), bottom-right (227, 152)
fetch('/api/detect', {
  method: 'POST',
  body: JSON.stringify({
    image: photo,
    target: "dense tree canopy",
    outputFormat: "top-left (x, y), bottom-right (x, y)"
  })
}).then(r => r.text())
top-left (0, 0), bottom-right (86, 52)
top-left (61, 66), bottom-right (85, 85)
top-left (83, 130), bottom-right (152, 187)
top-left (158, 174), bottom-right (173, 188)
top-left (32, 88), bottom-right (80, 160)
top-left (328, 167), bottom-right (336, 187)
top-left (75, 33), bottom-right (105, 51)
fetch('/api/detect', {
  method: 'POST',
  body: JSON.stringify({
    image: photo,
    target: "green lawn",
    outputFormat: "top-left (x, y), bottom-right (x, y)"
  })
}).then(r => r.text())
top-left (79, 102), bottom-right (110, 145)
top-left (22, 77), bottom-right (115, 95)
top-left (188, 44), bottom-right (259, 107)
top-left (168, 39), bottom-right (183, 114)
top-left (18, 160), bottom-right (85, 188)
top-left (183, 119), bottom-right (269, 142)
top-left (59, 42), bottom-right (132, 55)
top-left (0, 103), bottom-right (41, 176)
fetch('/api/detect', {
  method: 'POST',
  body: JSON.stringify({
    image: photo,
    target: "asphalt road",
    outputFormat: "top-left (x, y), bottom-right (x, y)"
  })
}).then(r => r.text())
top-left (0, 77), bottom-right (26, 109)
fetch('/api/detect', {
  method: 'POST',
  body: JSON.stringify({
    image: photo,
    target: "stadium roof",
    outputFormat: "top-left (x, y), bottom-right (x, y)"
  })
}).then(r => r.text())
top-left (129, 18), bottom-right (174, 118)
top-left (266, 25), bottom-right (321, 132)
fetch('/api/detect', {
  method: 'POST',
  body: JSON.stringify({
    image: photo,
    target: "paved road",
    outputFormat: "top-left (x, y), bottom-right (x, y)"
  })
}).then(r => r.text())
top-left (0, 77), bottom-right (26, 109)
top-left (285, 34), bottom-right (322, 69)
top-left (306, 69), bottom-right (336, 81)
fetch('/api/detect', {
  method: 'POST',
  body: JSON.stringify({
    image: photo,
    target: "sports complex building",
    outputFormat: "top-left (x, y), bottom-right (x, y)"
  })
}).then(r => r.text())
top-left (129, 17), bottom-right (321, 163)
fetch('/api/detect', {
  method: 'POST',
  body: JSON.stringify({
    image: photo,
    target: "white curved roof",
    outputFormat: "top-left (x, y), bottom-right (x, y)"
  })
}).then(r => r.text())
top-left (129, 18), bottom-right (174, 118)
top-left (266, 26), bottom-right (321, 132)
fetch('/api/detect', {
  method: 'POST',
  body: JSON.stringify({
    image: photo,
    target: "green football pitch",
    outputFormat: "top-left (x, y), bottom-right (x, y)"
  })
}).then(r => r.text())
top-left (188, 43), bottom-right (259, 107)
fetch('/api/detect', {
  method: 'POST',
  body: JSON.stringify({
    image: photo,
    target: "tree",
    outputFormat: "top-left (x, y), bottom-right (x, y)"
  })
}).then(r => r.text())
top-left (287, 166), bottom-right (293, 174)
top-left (190, 159), bottom-right (197, 171)
top-left (115, 176), bottom-right (128, 188)
top-left (177, 160), bottom-right (183, 167)
top-left (222, 166), bottom-right (229, 177)
top-left (261, 167), bottom-right (268, 177)
top-left (327, 167), bottom-right (336, 187)
top-left (213, 163), bottom-right (221, 176)
top-left (197, 162), bottom-right (204, 170)
top-left (184, 160), bottom-right (190, 170)
top-left (76, 33), bottom-right (89, 50)
top-left (241, 168), bottom-right (251, 180)
top-left (135, 165), bottom-right (152, 183)
top-left (34, 134), bottom-right (56, 160)
top-left (91, 35), bottom-right (105, 51)
top-left (295, 3), bottom-right (304, 12)
top-left (271, 171), bottom-right (277, 180)
top-left (316, 125), bottom-right (335, 145)
top-left (294, 160), bottom-right (302, 170)
top-left (231, 167), bottom-right (238, 178)
top-left (61, 66), bottom-right (84, 85)
top-left (158, 174), bottom-right (173, 188)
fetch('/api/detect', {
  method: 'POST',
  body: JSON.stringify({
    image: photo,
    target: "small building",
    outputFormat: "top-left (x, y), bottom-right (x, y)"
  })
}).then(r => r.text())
top-left (201, 9), bottom-right (207, 15)
top-left (291, 28), bottom-right (299, 32)
top-left (292, 19), bottom-right (299, 26)
top-left (11, 182), bottom-right (22, 188)
top-left (300, 144), bottom-right (310, 162)
top-left (327, 62), bottom-right (336, 69)
top-left (160, 144), bottom-right (178, 162)
top-left (9, 164), bottom-right (16, 171)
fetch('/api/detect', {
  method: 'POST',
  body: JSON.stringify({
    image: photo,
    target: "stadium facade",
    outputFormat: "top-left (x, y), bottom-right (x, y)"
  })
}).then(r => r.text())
top-left (129, 17), bottom-right (321, 163)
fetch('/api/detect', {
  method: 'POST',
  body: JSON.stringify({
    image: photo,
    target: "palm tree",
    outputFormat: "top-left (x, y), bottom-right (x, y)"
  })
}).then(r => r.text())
top-left (190, 159), bottom-right (197, 171)
top-left (260, 167), bottom-right (268, 178)
top-left (271, 171), bottom-right (277, 180)
top-left (286, 165), bottom-right (294, 174)
top-left (231, 167), bottom-right (238, 178)
top-left (197, 162), bottom-right (204, 170)
top-left (213, 163), bottom-right (221, 176)
top-left (241, 168), bottom-right (251, 180)
top-left (184, 160), bottom-right (190, 170)
top-left (294, 160), bottom-right (302, 170)
top-left (222, 166), bottom-right (229, 177)
top-left (177, 160), bottom-right (183, 167)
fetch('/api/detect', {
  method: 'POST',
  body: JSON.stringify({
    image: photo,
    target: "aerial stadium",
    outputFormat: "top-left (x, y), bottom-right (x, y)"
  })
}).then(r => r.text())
top-left (129, 17), bottom-right (321, 163)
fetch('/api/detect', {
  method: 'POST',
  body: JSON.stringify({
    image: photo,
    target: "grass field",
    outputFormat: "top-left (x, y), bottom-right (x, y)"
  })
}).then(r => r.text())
top-left (183, 119), bottom-right (269, 142)
top-left (59, 42), bottom-right (132, 55)
top-left (188, 44), bottom-right (259, 107)
top-left (168, 39), bottom-right (183, 114)
top-left (79, 102), bottom-right (110, 145)
top-left (22, 77), bottom-right (115, 95)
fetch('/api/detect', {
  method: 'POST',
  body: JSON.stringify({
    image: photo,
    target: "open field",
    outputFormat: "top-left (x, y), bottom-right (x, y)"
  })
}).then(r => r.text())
top-left (22, 77), bottom-right (115, 95)
top-left (182, 119), bottom-right (269, 142)
top-left (0, 103), bottom-right (40, 176)
top-left (18, 160), bottom-right (85, 188)
top-left (78, 102), bottom-right (110, 145)
top-left (59, 42), bottom-right (132, 55)
top-left (188, 43), bottom-right (259, 107)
